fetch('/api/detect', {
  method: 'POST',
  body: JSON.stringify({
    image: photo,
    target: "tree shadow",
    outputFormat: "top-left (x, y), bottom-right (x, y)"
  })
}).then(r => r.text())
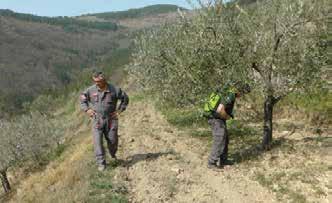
top-left (118, 151), bottom-right (175, 168)
top-left (230, 135), bottom-right (331, 164)
top-left (230, 137), bottom-right (286, 164)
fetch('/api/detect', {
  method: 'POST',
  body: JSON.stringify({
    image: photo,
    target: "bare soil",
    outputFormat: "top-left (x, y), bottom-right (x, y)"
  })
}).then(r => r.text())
top-left (114, 101), bottom-right (277, 203)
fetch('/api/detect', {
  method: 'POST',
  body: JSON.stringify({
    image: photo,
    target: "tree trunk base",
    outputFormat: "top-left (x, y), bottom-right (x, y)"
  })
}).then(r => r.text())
top-left (262, 95), bottom-right (274, 150)
top-left (1, 170), bottom-right (11, 193)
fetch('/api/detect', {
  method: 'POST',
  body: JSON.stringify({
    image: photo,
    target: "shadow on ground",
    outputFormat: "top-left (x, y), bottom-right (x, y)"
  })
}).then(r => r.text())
top-left (117, 151), bottom-right (175, 168)
top-left (230, 135), bottom-right (331, 164)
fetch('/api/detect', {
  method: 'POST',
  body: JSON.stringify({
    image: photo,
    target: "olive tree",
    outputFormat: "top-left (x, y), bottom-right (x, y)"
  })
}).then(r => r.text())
top-left (234, 0), bottom-right (328, 148)
top-left (130, 2), bottom-right (250, 106)
top-left (129, 0), bottom-right (328, 149)
top-left (0, 112), bottom-right (61, 193)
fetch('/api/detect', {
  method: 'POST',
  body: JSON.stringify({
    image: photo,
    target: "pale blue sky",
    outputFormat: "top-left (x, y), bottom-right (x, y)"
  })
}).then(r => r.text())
top-left (0, 0), bottom-right (197, 17)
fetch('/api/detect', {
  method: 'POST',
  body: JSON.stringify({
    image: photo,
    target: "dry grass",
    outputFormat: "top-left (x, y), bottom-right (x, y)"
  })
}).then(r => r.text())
top-left (246, 125), bottom-right (331, 203)
top-left (2, 94), bottom-right (330, 203)
top-left (8, 124), bottom-right (92, 203)
top-left (4, 100), bottom-right (127, 202)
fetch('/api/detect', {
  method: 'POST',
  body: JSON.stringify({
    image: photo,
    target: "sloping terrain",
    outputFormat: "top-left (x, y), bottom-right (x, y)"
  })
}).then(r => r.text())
top-left (0, 15), bottom-right (119, 92)
top-left (0, 15), bottom-right (120, 115)
top-left (0, 4), bottom-right (181, 116)
top-left (77, 4), bottom-right (185, 30)
top-left (6, 97), bottom-right (330, 203)
top-left (114, 101), bottom-right (330, 203)
top-left (114, 101), bottom-right (275, 203)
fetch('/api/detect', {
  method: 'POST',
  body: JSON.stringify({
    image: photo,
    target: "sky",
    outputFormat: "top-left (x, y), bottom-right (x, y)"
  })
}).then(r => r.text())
top-left (0, 0), bottom-right (197, 17)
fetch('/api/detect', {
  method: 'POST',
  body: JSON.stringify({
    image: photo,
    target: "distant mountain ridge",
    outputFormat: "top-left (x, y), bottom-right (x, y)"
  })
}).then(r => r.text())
top-left (82, 4), bottom-right (186, 20)
top-left (0, 9), bottom-right (118, 31)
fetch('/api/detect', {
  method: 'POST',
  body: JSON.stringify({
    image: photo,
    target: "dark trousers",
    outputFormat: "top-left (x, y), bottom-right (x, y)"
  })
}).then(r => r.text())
top-left (208, 118), bottom-right (229, 165)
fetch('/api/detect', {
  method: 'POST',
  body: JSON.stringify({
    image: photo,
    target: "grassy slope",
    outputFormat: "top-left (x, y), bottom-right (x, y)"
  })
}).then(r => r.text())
top-left (3, 96), bottom-right (126, 202)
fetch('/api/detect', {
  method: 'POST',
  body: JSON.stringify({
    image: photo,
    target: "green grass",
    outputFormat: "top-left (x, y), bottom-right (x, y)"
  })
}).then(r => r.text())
top-left (277, 90), bottom-right (331, 120)
top-left (130, 94), bottom-right (147, 102)
top-left (87, 161), bottom-right (128, 203)
top-left (157, 104), bottom-right (207, 128)
top-left (45, 144), bottom-right (67, 162)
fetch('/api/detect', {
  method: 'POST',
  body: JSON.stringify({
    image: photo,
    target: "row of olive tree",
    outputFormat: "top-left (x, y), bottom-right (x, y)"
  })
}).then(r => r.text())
top-left (129, 0), bottom-right (328, 149)
top-left (0, 112), bottom-right (63, 193)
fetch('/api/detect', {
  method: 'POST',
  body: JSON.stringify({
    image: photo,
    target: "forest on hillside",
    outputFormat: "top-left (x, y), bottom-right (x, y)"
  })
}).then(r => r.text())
top-left (83, 4), bottom-right (185, 20)
top-left (0, 9), bottom-right (118, 31)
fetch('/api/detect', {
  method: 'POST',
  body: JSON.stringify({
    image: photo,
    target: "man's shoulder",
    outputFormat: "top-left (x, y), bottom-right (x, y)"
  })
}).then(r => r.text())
top-left (107, 83), bottom-right (120, 92)
top-left (225, 91), bottom-right (236, 103)
top-left (86, 84), bottom-right (98, 92)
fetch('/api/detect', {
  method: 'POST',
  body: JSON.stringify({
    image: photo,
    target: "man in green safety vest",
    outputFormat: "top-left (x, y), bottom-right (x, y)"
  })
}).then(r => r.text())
top-left (204, 82), bottom-right (251, 170)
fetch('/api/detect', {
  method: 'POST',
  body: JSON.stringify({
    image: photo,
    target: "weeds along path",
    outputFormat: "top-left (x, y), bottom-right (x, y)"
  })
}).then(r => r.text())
top-left (6, 99), bottom-right (328, 202)
top-left (8, 123), bottom-right (94, 203)
top-left (115, 101), bottom-right (276, 203)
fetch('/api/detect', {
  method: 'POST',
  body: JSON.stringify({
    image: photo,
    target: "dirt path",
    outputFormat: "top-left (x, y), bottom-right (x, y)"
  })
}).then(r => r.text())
top-left (5, 100), bottom-right (328, 202)
top-left (115, 101), bottom-right (276, 203)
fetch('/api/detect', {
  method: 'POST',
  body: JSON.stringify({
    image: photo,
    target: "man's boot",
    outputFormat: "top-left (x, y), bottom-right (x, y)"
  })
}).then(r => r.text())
top-left (207, 162), bottom-right (222, 171)
top-left (98, 164), bottom-right (106, 171)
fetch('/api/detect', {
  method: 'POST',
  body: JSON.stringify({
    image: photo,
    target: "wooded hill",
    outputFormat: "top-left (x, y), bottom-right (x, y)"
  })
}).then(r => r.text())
top-left (82, 4), bottom-right (186, 20)
top-left (0, 5), bottom-right (180, 117)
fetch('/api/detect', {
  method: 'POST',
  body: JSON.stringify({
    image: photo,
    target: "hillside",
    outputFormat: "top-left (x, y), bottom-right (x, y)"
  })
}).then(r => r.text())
top-left (0, 15), bottom-right (118, 115)
top-left (0, 2), bottom-right (329, 203)
top-left (77, 4), bottom-right (185, 30)
top-left (0, 9), bottom-right (118, 31)
top-left (0, 5), bottom-right (180, 117)
top-left (82, 4), bottom-right (185, 21)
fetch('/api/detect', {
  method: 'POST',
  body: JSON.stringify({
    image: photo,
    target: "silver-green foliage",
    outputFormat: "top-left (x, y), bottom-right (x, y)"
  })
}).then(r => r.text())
top-left (129, 0), bottom-right (328, 106)
top-left (130, 3), bottom-right (250, 106)
top-left (238, 0), bottom-right (328, 98)
top-left (0, 112), bottom-right (63, 172)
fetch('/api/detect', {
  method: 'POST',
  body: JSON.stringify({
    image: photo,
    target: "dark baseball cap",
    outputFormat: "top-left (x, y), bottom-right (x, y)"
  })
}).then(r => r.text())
top-left (237, 83), bottom-right (251, 94)
top-left (92, 70), bottom-right (105, 79)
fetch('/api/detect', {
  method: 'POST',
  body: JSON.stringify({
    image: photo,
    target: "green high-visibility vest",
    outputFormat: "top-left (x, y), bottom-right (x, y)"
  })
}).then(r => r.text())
top-left (203, 86), bottom-right (237, 117)
top-left (204, 92), bottom-right (222, 114)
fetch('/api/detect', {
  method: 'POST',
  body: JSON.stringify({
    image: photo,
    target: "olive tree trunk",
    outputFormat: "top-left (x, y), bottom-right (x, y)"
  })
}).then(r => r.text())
top-left (262, 95), bottom-right (281, 150)
top-left (262, 95), bottom-right (274, 149)
top-left (0, 170), bottom-right (11, 193)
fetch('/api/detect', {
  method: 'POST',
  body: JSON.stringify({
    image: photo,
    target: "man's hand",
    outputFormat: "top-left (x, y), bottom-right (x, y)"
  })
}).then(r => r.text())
top-left (112, 110), bottom-right (121, 118)
top-left (216, 104), bottom-right (231, 120)
top-left (86, 109), bottom-right (96, 118)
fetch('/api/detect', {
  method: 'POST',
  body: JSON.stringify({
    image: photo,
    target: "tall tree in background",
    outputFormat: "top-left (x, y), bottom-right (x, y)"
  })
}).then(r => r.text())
top-left (129, 0), bottom-right (328, 149)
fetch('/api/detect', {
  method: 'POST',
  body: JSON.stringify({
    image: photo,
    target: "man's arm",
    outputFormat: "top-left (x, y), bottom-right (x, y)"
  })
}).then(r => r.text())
top-left (80, 89), bottom-right (97, 117)
top-left (80, 89), bottom-right (90, 112)
top-left (224, 92), bottom-right (236, 118)
top-left (116, 88), bottom-right (129, 112)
